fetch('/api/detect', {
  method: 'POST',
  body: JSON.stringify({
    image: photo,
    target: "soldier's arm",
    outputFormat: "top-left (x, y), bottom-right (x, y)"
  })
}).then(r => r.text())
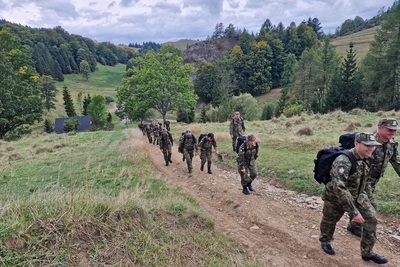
top-left (329, 156), bottom-right (360, 217)
top-left (237, 144), bottom-right (245, 170)
top-left (389, 142), bottom-right (400, 176)
top-left (229, 120), bottom-right (234, 135)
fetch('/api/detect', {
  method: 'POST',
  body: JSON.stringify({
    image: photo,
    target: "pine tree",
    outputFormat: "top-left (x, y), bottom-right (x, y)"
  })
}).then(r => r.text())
top-left (199, 107), bottom-right (208, 123)
top-left (82, 94), bottom-right (91, 116)
top-left (44, 118), bottom-right (53, 133)
top-left (62, 86), bottom-right (76, 117)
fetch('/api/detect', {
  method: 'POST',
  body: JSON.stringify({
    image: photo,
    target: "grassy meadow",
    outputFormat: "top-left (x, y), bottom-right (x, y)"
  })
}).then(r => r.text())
top-left (0, 130), bottom-right (261, 266)
top-left (331, 26), bottom-right (378, 61)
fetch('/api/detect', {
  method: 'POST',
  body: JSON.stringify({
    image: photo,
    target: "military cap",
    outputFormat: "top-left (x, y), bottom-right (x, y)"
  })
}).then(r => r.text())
top-left (355, 132), bottom-right (381, 146)
top-left (378, 118), bottom-right (398, 130)
top-left (235, 111), bottom-right (240, 115)
top-left (207, 132), bottom-right (214, 138)
top-left (162, 128), bottom-right (167, 131)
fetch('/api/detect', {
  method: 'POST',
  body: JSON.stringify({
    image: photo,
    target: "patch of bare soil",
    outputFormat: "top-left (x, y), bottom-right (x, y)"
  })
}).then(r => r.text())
top-left (132, 129), bottom-right (400, 267)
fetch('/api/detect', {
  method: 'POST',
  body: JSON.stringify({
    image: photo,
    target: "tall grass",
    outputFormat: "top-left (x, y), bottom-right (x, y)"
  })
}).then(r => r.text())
top-left (0, 130), bottom-right (261, 266)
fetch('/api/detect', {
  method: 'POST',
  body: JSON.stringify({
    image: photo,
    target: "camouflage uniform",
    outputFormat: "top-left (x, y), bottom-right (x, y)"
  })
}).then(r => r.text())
top-left (230, 114), bottom-right (245, 152)
top-left (152, 123), bottom-right (160, 145)
top-left (319, 150), bottom-right (380, 258)
top-left (145, 123), bottom-right (153, 144)
top-left (159, 130), bottom-right (173, 166)
top-left (348, 119), bottom-right (400, 235)
top-left (164, 120), bottom-right (171, 131)
top-left (237, 139), bottom-right (258, 191)
top-left (198, 134), bottom-right (217, 174)
top-left (179, 132), bottom-right (197, 173)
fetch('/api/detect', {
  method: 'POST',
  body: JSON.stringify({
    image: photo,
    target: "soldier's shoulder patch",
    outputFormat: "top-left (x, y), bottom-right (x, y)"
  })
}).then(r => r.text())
top-left (338, 167), bottom-right (345, 174)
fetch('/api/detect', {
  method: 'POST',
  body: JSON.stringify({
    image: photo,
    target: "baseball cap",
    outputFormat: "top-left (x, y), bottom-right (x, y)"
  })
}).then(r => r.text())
top-left (235, 111), bottom-right (240, 115)
top-left (378, 118), bottom-right (398, 130)
top-left (355, 132), bottom-right (381, 146)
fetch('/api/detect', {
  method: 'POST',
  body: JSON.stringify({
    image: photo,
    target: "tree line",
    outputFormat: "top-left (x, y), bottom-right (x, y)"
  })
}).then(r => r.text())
top-left (0, 20), bottom-right (138, 82)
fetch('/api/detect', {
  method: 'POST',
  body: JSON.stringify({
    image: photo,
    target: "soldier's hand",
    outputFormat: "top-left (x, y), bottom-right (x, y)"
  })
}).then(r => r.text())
top-left (241, 168), bottom-right (246, 174)
top-left (352, 214), bottom-right (365, 224)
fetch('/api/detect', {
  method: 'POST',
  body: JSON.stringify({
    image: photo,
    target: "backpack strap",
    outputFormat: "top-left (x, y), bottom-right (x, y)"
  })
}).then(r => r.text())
top-left (341, 150), bottom-right (357, 176)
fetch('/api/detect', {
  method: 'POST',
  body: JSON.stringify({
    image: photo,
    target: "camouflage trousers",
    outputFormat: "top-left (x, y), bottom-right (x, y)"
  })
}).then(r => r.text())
top-left (183, 149), bottom-right (194, 170)
top-left (200, 149), bottom-right (213, 168)
top-left (237, 164), bottom-right (257, 186)
top-left (231, 134), bottom-right (239, 151)
top-left (153, 133), bottom-right (159, 145)
top-left (146, 132), bottom-right (152, 144)
top-left (161, 145), bottom-right (172, 163)
top-left (320, 200), bottom-right (377, 257)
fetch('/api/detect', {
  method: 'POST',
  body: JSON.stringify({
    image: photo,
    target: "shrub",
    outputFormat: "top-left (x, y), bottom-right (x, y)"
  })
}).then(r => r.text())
top-left (261, 103), bottom-right (276, 120)
top-left (296, 127), bottom-right (313, 136)
top-left (63, 119), bottom-right (80, 133)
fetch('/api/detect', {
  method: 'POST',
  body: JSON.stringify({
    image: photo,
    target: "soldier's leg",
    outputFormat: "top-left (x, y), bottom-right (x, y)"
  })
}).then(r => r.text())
top-left (184, 150), bottom-right (193, 173)
top-left (319, 200), bottom-right (344, 254)
top-left (200, 152), bottom-right (206, 171)
top-left (359, 208), bottom-right (378, 257)
top-left (247, 166), bottom-right (257, 191)
top-left (347, 214), bottom-right (363, 237)
top-left (167, 146), bottom-right (172, 163)
top-left (207, 152), bottom-right (212, 174)
top-left (232, 134), bottom-right (238, 152)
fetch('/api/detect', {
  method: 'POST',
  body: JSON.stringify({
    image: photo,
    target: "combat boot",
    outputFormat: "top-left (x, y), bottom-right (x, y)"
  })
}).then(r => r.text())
top-left (166, 161), bottom-right (169, 166)
top-left (248, 183), bottom-right (254, 191)
top-left (242, 186), bottom-right (250, 195)
top-left (362, 253), bottom-right (388, 264)
top-left (321, 242), bottom-right (335, 255)
top-left (188, 168), bottom-right (192, 174)
top-left (207, 167), bottom-right (212, 174)
top-left (169, 158), bottom-right (172, 163)
top-left (200, 165), bottom-right (204, 171)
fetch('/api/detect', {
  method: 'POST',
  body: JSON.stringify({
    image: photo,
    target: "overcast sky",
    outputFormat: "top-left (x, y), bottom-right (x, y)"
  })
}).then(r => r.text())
top-left (0, 0), bottom-right (395, 45)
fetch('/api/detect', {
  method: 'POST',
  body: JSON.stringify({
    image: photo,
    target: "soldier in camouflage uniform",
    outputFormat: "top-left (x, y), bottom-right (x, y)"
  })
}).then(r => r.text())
top-left (237, 134), bottom-right (258, 195)
top-left (319, 132), bottom-right (388, 264)
top-left (152, 122), bottom-right (160, 145)
top-left (145, 123), bottom-right (153, 144)
top-left (197, 133), bottom-right (218, 174)
top-left (159, 128), bottom-right (173, 166)
top-left (230, 111), bottom-right (245, 152)
top-left (347, 118), bottom-right (400, 237)
top-left (178, 130), bottom-right (197, 173)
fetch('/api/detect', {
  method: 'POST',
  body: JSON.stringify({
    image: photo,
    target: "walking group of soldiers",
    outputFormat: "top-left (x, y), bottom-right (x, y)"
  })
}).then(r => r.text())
top-left (140, 114), bottom-right (400, 264)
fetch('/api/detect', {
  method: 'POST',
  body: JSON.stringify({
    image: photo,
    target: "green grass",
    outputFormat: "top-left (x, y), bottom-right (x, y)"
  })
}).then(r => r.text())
top-left (0, 130), bottom-right (260, 266)
top-left (331, 26), bottom-right (378, 61)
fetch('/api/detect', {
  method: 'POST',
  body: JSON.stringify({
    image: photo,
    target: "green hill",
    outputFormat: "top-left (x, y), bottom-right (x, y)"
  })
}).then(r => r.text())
top-left (331, 26), bottom-right (378, 61)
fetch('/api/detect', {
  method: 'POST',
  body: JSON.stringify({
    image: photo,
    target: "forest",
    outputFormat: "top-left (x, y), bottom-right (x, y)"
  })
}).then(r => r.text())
top-left (1, 1), bottom-right (400, 140)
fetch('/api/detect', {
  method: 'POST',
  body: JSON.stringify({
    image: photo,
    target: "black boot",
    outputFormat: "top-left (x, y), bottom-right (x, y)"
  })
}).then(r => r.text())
top-left (248, 183), bottom-right (254, 191)
top-left (200, 165), bottom-right (204, 171)
top-left (207, 167), bottom-right (212, 174)
top-left (242, 186), bottom-right (250, 195)
top-left (166, 161), bottom-right (169, 166)
top-left (169, 158), bottom-right (172, 163)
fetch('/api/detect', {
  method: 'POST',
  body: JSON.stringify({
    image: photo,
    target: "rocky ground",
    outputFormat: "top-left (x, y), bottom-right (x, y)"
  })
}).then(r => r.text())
top-left (132, 129), bottom-right (400, 267)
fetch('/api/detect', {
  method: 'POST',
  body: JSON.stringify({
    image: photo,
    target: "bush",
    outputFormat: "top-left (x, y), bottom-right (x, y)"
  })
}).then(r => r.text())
top-left (261, 103), bottom-right (276, 120)
top-left (63, 119), bottom-right (80, 133)
top-left (44, 119), bottom-right (53, 133)
top-left (283, 104), bottom-right (303, 118)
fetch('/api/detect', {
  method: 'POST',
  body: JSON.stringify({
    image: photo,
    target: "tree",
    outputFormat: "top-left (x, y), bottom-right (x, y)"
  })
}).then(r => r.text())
top-left (44, 118), bottom-right (53, 133)
top-left (118, 45), bottom-right (198, 123)
top-left (82, 93), bottom-right (91, 116)
top-left (87, 95), bottom-right (107, 127)
top-left (39, 75), bottom-right (57, 112)
top-left (0, 29), bottom-right (42, 139)
top-left (62, 86), bottom-right (76, 117)
top-left (79, 60), bottom-right (90, 81)
top-left (360, 4), bottom-right (400, 111)
top-left (326, 42), bottom-right (362, 112)
top-left (199, 107), bottom-right (209, 123)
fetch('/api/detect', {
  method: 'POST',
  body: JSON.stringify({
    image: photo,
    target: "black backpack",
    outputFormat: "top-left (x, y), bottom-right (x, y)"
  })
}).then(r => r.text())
top-left (235, 135), bottom-right (247, 153)
top-left (313, 147), bottom-right (357, 184)
top-left (339, 132), bottom-right (358, 149)
top-left (198, 134), bottom-right (207, 144)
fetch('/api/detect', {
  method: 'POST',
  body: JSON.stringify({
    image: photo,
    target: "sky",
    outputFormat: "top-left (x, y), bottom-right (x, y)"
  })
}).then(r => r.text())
top-left (0, 0), bottom-right (396, 45)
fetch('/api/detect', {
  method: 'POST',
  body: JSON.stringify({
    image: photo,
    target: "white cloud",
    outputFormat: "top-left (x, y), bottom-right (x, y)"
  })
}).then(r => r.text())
top-left (0, 0), bottom-right (395, 44)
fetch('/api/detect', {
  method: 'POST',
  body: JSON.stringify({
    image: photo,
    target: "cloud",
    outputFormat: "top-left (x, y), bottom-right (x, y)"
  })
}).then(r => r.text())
top-left (0, 0), bottom-right (395, 44)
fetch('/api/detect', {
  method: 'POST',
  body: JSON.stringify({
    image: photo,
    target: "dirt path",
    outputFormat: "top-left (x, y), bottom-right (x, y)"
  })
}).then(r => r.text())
top-left (131, 129), bottom-right (400, 267)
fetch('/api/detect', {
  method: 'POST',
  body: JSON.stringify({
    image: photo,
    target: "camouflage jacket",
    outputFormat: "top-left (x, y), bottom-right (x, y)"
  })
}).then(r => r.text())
top-left (229, 117), bottom-right (245, 136)
top-left (198, 137), bottom-right (217, 152)
top-left (237, 142), bottom-right (258, 169)
top-left (368, 136), bottom-right (400, 187)
top-left (159, 132), bottom-right (173, 148)
top-left (323, 150), bottom-right (373, 217)
top-left (178, 134), bottom-right (197, 151)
